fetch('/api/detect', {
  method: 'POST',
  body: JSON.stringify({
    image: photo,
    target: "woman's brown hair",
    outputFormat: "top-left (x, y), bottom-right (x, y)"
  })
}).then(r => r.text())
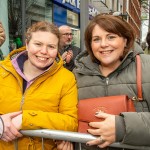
top-left (84, 14), bottom-right (136, 63)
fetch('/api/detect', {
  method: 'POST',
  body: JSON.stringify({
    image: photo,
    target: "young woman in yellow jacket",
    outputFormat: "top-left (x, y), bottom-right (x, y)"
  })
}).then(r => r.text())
top-left (0, 21), bottom-right (78, 150)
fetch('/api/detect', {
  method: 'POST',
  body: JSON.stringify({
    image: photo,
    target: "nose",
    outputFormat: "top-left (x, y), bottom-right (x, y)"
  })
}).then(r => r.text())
top-left (40, 46), bottom-right (47, 54)
top-left (67, 35), bottom-right (72, 40)
top-left (100, 39), bottom-right (108, 47)
top-left (68, 34), bottom-right (72, 37)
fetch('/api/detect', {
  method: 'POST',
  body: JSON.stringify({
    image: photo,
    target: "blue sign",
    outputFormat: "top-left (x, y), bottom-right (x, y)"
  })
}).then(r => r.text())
top-left (53, 0), bottom-right (99, 19)
top-left (53, 0), bottom-right (80, 13)
top-left (53, 4), bottom-right (67, 26)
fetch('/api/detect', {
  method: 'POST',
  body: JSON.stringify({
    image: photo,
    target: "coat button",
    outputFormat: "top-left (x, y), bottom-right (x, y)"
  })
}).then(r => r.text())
top-left (28, 112), bottom-right (37, 116)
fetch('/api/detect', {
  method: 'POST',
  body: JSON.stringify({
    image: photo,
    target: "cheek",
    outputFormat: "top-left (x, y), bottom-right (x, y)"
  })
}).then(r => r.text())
top-left (26, 44), bottom-right (37, 53)
top-left (91, 43), bottom-right (99, 54)
top-left (112, 39), bottom-right (126, 50)
top-left (49, 50), bottom-right (58, 58)
top-left (117, 42), bottom-right (126, 52)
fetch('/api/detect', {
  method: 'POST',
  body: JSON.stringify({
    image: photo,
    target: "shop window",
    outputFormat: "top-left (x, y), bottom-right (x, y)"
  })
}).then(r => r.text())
top-left (8, 0), bottom-right (53, 51)
top-left (67, 10), bottom-right (78, 26)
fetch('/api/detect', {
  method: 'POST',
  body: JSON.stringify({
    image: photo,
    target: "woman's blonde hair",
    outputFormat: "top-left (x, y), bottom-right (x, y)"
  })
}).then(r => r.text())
top-left (26, 21), bottom-right (60, 44)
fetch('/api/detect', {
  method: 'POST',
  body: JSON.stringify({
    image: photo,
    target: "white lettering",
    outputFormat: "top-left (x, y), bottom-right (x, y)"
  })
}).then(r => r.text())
top-left (70, 0), bottom-right (76, 7)
top-left (62, 0), bottom-right (66, 4)
top-left (61, 0), bottom-right (99, 16)
top-left (89, 7), bottom-right (99, 17)
top-left (77, 0), bottom-right (80, 9)
top-left (89, 7), bottom-right (93, 16)
top-left (62, 0), bottom-right (76, 7)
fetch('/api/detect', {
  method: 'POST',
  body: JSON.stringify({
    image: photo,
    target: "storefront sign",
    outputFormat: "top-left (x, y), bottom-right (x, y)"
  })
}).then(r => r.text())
top-left (62, 0), bottom-right (80, 9)
top-left (53, 0), bottom-right (99, 17)
top-left (54, 0), bottom-right (80, 13)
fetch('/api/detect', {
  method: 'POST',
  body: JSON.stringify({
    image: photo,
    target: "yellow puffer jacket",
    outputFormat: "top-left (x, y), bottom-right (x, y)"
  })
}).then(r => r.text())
top-left (0, 47), bottom-right (78, 150)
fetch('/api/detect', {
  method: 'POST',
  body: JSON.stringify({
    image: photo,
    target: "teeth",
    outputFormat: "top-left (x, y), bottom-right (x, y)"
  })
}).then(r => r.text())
top-left (101, 51), bottom-right (112, 54)
top-left (37, 57), bottom-right (47, 61)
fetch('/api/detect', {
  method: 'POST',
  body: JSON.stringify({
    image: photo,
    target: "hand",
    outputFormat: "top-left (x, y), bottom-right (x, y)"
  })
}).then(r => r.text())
top-left (12, 114), bottom-right (22, 130)
top-left (61, 51), bottom-right (68, 61)
top-left (56, 140), bottom-right (74, 150)
top-left (86, 112), bottom-right (116, 148)
top-left (0, 22), bottom-right (6, 46)
top-left (1, 111), bottom-right (23, 142)
top-left (66, 50), bottom-right (73, 63)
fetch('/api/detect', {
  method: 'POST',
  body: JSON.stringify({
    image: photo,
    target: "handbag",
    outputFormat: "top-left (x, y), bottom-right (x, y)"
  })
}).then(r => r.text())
top-left (78, 55), bottom-right (145, 133)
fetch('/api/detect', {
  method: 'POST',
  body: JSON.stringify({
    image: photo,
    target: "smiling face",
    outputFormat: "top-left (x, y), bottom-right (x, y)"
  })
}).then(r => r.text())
top-left (91, 25), bottom-right (127, 69)
top-left (26, 31), bottom-right (59, 70)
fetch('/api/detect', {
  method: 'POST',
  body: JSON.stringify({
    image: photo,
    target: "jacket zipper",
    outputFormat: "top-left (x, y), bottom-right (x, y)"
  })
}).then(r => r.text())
top-left (105, 77), bottom-right (109, 96)
top-left (20, 95), bottom-right (25, 110)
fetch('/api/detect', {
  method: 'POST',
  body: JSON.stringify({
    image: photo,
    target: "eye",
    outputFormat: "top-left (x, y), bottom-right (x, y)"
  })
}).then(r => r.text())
top-left (107, 35), bottom-right (116, 40)
top-left (92, 37), bottom-right (101, 43)
top-left (48, 45), bottom-right (54, 49)
top-left (35, 43), bottom-right (41, 46)
top-left (48, 45), bottom-right (57, 50)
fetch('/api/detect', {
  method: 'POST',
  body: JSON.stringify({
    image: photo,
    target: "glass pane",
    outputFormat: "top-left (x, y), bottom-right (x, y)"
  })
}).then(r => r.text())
top-left (67, 10), bottom-right (79, 26)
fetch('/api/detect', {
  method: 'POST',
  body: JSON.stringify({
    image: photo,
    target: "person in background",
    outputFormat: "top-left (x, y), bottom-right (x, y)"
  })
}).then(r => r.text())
top-left (146, 30), bottom-right (150, 49)
top-left (0, 21), bottom-right (78, 150)
top-left (144, 30), bottom-right (150, 54)
top-left (59, 25), bottom-right (81, 71)
top-left (0, 22), bottom-right (6, 60)
top-left (57, 14), bottom-right (150, 150)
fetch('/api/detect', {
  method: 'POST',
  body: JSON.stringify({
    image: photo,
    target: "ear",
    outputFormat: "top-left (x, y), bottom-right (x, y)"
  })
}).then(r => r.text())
top-left (124, 38), bottom-right (127, 48)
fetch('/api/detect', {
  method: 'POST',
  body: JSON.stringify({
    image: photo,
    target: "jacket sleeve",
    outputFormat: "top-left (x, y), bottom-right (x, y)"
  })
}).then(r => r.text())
top-left (117, 112), bottom-right (150, 146)
top-left (21, 76), bottom-right (78, 132)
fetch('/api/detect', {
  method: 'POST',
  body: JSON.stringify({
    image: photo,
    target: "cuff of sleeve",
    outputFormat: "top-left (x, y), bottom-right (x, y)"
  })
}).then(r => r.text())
top-left (115, 115), bottom-right (126, 142)
top-left (0, 116), bottom-right (4, 138)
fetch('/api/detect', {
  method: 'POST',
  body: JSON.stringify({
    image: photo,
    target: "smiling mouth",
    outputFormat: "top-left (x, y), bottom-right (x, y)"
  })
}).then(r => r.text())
top-left (37, 56), bottom-right (48, 61)
top-left (100, 50), bottom-right (113, 54)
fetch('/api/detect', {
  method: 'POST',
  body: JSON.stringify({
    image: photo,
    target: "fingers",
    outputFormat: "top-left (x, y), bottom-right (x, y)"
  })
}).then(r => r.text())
top-left (87, 128), bottom-right (101, 136)
top-left (68, 50), bottom-right (73, 55)
top-left (0, 23), bottom-right (5, 46)
top-left (86, 113), bottom-right (116, 148)
top-left (61, 50), bottom-right (73, 63)
top-left (86, 136), bottom-right (111, 148)
top-left (0, 112), bottom-right (23, 142)
top-left (66, 54), bottom-right (72, 63)
top-left (65, 51), bottom-right (73, 63)
top-left (95, 111), bottom-right (110, 119)
top-left (0, 36), bottom-right (5, 46)
top-left (2, 128), bottom-right (22, 142)
top-left (8, 111), bottom-right (22, 119)
top-left (56, 141), bottom-right (66, 149)
top-left (62, 51), bottom-right (68, 60)
top-left (2, 120), bottom-right (22, 142)
top-left (56, 141), bottom-right (73, 150)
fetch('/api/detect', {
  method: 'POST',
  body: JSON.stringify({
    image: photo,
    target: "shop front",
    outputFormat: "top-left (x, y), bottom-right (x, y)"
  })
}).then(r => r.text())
top-left (53, 0), bottom-right (80, 48)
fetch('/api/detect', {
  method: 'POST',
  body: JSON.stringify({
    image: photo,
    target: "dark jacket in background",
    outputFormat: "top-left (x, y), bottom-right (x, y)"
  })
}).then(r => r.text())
top-left (60, 45), bottom-right (81, 71)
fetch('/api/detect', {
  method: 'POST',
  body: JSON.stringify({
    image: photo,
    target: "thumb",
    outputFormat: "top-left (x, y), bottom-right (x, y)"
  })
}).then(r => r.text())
top-left (8, 111), bottom-right (22, 119)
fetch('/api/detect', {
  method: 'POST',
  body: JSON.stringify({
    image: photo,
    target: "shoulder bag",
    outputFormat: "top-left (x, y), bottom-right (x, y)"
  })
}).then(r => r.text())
top-left (78, 55), bottom-right (148, 133)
